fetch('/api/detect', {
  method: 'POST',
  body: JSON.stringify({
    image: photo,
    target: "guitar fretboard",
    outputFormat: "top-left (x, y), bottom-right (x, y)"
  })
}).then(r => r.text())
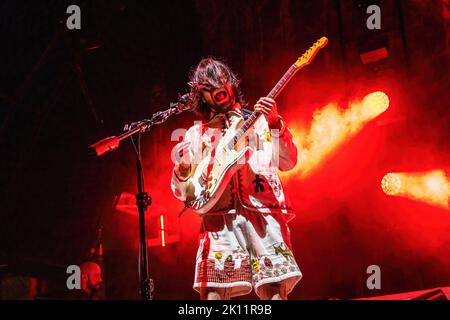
top-left (231, 64), bottom-right (297, 146)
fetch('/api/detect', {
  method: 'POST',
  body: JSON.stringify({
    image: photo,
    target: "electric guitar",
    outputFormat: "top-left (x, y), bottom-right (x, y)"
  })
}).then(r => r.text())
top-left (187, 37), bottom-right (328, 214)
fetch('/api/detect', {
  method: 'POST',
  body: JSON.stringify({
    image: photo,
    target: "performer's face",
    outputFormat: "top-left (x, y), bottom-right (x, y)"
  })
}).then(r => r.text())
top-left (198, 81), bottom-right (235, 113)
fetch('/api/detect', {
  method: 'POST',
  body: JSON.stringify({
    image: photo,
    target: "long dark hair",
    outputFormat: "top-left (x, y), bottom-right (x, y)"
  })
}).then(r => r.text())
top-left (188, 58), bottom-right (246, 119)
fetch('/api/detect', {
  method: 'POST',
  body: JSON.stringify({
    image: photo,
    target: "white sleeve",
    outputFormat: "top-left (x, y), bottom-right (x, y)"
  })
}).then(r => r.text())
top-left (170, 125), bottom-right (199, 201)
top-left (272, 124), bottom-right (298, 171)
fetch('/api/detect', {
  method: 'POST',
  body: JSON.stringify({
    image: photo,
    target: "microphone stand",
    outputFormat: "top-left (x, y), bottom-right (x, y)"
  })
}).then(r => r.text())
top-left (89, 99), bottom-right (192, 300)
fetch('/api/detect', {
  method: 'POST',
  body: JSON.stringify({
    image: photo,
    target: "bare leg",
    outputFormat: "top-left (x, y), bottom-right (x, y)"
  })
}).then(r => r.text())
top-left (199, 288), bottom-right (229, 300)
top-left (258, 283), bottom-right (287, 300)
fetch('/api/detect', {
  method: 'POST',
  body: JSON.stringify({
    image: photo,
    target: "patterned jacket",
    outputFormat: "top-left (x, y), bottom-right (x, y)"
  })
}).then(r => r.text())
top-left (171, 108), bottom-right (298, 221)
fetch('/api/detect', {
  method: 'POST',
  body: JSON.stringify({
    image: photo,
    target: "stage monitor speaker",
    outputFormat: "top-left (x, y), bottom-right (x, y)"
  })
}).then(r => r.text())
top-left (355, 287), bottom-right (450, 300)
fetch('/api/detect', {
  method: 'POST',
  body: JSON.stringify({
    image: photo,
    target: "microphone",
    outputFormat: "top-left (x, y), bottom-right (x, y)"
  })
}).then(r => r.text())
top-left (89, 92), bottom-right (195, 157)
top-left (176, 93), bottom-right (195, 112)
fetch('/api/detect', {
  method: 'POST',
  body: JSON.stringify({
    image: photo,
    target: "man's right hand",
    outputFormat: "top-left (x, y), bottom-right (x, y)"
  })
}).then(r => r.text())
top-left (174, 142), bottom-right (192, 179)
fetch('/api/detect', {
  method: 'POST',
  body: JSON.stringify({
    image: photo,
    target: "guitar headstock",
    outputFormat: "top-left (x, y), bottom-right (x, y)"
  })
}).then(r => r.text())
top-left (294, 36), bottom-right (328, 68)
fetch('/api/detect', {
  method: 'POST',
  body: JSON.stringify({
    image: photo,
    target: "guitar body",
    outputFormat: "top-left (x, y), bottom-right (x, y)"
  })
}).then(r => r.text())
top-left (186, 37), bottom-right (328, 215)
top-left (189, 119), bottom-right (253, 214)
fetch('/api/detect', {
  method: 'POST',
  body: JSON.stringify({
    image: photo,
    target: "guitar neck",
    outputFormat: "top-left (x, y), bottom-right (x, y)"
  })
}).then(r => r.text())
top-left (267, 64), bottom-right (298, 99)
top-left (234, 64), bottom-right (298, 141)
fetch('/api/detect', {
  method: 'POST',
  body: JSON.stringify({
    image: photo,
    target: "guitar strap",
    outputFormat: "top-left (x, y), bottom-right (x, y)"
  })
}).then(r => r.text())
top-left (202, 109), bottom-right (251, 196)
top-left (201, 120), bottom-right (216, 195)
top-left (180, 109), bottom-right (252, 214)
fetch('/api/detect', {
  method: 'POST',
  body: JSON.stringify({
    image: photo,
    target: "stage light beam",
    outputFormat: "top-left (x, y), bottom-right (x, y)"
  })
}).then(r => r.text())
top-left (281, 91), bottom-right (390, 179)
top-left (361, 91), bottom-right (390, 120)
top-left (381, 170), bottom-right (450, 209)
top-left (381, 173), bottom-right (402, 195)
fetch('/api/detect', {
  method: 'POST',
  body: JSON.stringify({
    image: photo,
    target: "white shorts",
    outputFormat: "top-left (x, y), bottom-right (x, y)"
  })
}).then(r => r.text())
top-left (193, 211), bottom-right (302, 298)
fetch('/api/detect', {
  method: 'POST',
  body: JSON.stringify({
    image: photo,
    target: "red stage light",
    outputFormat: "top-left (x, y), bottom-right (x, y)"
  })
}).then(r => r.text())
top-left (113, 192), bottom-right (181, 247)
top-left (381, 170), bottom-right (450, 209)
top-left (360, 47), bottom-right (389, 64)
top-left (281, 91), bottom-right (390, 179)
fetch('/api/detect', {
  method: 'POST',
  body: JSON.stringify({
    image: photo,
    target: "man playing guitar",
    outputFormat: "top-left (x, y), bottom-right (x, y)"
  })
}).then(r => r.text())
top-left (171, 58), bottom-right (301, 300)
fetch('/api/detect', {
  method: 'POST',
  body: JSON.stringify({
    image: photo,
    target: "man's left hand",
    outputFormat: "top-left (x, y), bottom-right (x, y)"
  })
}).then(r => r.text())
top-left (254, 97), bottom-right (282, 129)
